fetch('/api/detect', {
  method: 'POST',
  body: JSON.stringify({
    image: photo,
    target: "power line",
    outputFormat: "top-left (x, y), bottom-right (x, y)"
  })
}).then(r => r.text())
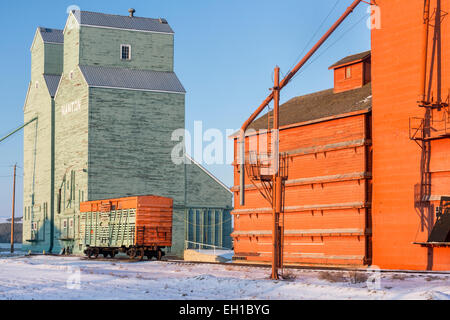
top-left (290, 12), bottom-right (370, 83)
top-left (286, 0), bottom-right (341, 75)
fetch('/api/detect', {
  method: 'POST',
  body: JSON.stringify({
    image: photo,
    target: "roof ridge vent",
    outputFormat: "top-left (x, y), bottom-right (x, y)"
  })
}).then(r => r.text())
top-left (159, 18), bottom-right (168, 24)
top-left (128, 8), bottom-right (136, 17)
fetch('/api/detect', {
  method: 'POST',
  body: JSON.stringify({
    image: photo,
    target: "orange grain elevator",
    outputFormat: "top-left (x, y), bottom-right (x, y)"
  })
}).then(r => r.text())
top-left (371, 0), bottom-right (450, 271)
top-left (231, 0), bottom-right (450, 271)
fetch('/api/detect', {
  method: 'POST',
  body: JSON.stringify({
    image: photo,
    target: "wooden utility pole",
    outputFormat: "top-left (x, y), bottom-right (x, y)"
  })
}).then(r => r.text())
top-left (10, 164), bottom-right (16, 253)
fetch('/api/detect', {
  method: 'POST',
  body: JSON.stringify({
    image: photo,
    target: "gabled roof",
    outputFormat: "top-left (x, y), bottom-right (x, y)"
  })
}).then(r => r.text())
top-left (186, 155), bottom-right (232, 194)
top-left (38, 27), bottom-right (64, 44)
top-left (79, 65), bottom-right (186, 94)
top-left (43, 74), bottom-right (62, 97)
top-left (328, 50), bottom-right (371, 70)
top-left (241, 83), bottom-right (372, 134)
top-left (71, 10), bottom-right (174, 34)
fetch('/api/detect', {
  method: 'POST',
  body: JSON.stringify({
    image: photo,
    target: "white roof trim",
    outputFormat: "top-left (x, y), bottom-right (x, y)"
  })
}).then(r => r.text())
top-left (88, 85), bottom-right (186, 95)
top-left (54, 66), bottom-right (87, 99)
top-left (79, 24), bottom-right (174, 35)
top-left (53, 73), bottom-right (64, 100)
top-left (186, 154), bottom-right (232, 194)
top-left (42, 41), bottom-right (64, 45)
top-left (23, 82), bottom-right (32, 112)
top-left (29, 28), bottom-right (41, 52)
top-left (63, 11), bottom-right (80, 34)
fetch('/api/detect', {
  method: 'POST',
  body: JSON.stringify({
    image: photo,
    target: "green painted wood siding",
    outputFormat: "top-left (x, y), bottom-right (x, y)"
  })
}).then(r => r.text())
top-left (44, 43), bottom-right (63, 75)
top-left (63, 14), bottom-right (81, 74)
top-left (23, 30), bottom-right (62, 252)
top-left (186, 162), bottom-right (232, 208)
top-left (87, 88), bottom-right (185, 202)
top-left (53, 67), bottom-right (89, 253)
top-left (87, 88), bottom-right (185, 255)
top-left (79, 26), bottom-right (174, 72)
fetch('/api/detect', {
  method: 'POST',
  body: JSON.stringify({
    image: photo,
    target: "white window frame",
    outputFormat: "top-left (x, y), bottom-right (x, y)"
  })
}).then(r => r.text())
top-left (345, 66), bottom-right (352, 79)
top-left (120, 44), bottom-right (131, 61)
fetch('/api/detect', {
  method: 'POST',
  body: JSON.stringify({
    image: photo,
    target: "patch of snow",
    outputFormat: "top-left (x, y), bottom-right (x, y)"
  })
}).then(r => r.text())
top-left (0, 217), bottom-right (23, 224)
top-left (0, 256), bottom-right (447, 300)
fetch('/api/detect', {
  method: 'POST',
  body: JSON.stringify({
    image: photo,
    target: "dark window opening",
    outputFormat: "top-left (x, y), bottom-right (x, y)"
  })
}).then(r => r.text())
top-left (121, 45), bottom-right (131, 60)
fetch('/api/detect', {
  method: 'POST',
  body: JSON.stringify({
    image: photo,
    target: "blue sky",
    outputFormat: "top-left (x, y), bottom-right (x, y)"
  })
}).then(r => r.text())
top-left (0, 0), bottom-right (370, 218)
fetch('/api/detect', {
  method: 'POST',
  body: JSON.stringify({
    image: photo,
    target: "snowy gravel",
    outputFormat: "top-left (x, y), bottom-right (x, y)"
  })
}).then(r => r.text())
top-left (0, 255), bottom-right (448, 300)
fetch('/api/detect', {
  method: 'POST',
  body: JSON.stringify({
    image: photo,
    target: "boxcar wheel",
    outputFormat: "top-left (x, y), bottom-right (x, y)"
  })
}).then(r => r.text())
top-left (128, 248), bottom-right (137, 259)
top-left (86, 248), bottom-right (93, 259)
top-left (157, 250), bottom-right (163, 261)
top-left (93, 248), bottom-right (99, 259)
top-left (110, 251), bottom-right (116, 259)
top-left (103, 252), bottom-right (110, 258)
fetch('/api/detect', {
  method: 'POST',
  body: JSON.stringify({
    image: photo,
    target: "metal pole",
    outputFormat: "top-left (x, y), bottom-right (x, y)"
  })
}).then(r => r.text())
top-left (419, 0), bottom-right (431, 103)
top-left (0, 117), bottom-right (38, 145)
top-left (10, 164), bottom-right (16, 253)
top-left (271, 67), bottom-right (281, 280)
top-left (435, 0), bottom-right (442, 104)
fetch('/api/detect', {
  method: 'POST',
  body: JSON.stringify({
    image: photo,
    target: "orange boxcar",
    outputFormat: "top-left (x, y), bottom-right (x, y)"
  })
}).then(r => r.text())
top-left (79, 195), bottom-right (173, 260)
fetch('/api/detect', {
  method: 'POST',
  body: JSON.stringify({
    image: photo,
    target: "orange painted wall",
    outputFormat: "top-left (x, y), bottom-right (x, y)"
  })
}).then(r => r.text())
top-left (334, 60), bottom-right (371, 93)
top-left (371, 0), bottom-right (450, 270)
top-left (232, 112), bottom-right (372, 266)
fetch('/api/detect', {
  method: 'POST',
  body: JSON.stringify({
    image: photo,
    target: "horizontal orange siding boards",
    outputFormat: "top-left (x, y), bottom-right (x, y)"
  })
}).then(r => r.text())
top-left (334, 62), bottom-right (365, 94)
top-left (80, 195), bottom-right (173, 247)
top-left (232, 112), bottom-right (371, 267)
top-left (371, 0), bottom-right (450, 270)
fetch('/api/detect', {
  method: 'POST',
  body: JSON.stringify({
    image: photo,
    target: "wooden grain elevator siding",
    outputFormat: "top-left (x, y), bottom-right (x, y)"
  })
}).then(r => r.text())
top-left (232, 111), bottom-right (372, 266)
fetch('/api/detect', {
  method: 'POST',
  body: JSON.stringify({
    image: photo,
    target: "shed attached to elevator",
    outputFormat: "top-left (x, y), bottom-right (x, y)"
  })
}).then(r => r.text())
top-left (231, 52), bottom-right (373, 266)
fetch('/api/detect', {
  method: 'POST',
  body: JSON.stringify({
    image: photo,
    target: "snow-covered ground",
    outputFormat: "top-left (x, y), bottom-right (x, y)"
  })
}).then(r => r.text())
top-left (0, 255), bottom-right (448, 300)
top-left (0, 217), bottom-right (22, 224)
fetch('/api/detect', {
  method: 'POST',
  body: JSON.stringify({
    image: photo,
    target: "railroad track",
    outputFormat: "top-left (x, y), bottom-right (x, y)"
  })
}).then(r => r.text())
top-left (76, 255), bottom-right (450, 275)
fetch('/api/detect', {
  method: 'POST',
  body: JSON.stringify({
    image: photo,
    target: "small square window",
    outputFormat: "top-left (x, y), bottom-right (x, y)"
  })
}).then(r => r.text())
top-left (35, 81), bottom-right (39, 89)
top-left (345, 66), bottom-right (352, 79)
top-left (121, 45), bottom-right (131, 60)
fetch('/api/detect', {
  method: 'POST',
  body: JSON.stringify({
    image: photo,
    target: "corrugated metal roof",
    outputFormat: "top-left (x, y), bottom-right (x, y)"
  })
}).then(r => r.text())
top-left (79, 65), bottom-right (186, 94)
top-left (43, 74), bottom-right (61, 97)
top-left (329, 50), bottom-right (371, 69)
top-left (72, 11), bottom-right (174, 34)
top-left (38, 27), bottom-right (64, 44)
top-left (245, 84), bottom-right (372, 132)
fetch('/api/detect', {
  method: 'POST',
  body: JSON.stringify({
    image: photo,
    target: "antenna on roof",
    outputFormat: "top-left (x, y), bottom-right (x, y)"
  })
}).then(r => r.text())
top-left (128, 8), bottom-right (136, 17)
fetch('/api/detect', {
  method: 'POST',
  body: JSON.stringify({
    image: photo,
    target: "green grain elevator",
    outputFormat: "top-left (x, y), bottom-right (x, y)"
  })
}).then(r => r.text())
top-left (23, 10), bottom-right (232, 257)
